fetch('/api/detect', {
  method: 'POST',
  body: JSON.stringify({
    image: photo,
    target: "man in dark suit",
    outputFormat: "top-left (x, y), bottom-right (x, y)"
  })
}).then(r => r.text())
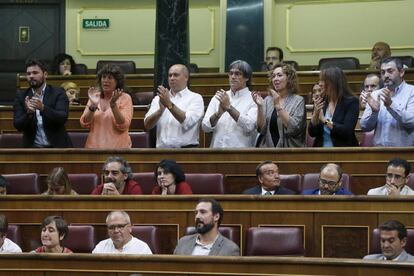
top-left (364, 220), bottom-right (414, 261)
top-left (13, 59), bottom-right (72, 148)
top-left (302, 163), bottom-right (353, 195)
top-left (243, 161), bottom-right (295, 195)
top-left (174, 198), bottom-right (239, 256)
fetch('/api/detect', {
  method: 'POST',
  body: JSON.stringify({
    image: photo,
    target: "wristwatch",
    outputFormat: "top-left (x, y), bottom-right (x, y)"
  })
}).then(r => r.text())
top-left (167, 103), bottom-right (174, 110)
top-left (88, 105), bottom-right (98, 112)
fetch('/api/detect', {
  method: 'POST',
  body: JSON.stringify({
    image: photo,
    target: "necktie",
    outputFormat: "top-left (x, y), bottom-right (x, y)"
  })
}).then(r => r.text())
top-left (264, 191), bottom-right (272, 195)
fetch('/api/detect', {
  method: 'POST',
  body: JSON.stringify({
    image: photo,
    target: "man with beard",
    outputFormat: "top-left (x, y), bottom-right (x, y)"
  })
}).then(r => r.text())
top-left (361, 57), bottom-right (414, 146)
top-left (368, 42), bottom-right (391, 70)
top-left (302, 163), bottom-right (353, 195)
top-left (91, 156), bottom-right (142, 195)
top-left (174, 199), bottom-right (240, 256)
top-left (13, 59), bottom-right (72, 147)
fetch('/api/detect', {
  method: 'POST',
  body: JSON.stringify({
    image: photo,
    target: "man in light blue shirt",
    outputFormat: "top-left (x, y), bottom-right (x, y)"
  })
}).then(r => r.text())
top-left (360, 57), bottom-right (414, 146)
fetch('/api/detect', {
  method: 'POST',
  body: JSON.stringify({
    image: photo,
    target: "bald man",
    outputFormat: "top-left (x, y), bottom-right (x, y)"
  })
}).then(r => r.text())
top-left (369, 42), bottom-right (391, 70)
top-left (360, 74), bottom-right (381, 109)
top-left (144, 64), bottom-right (204, 148)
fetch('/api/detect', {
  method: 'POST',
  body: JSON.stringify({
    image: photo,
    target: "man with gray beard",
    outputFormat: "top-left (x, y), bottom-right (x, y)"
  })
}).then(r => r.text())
top-left (173, 199), bottom-right (240, 256)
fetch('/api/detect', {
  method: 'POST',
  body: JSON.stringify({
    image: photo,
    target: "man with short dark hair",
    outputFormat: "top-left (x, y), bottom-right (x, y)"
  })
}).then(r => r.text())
top-left (363, 220), bottom-right (414, 261)
top-left (243, 161), bottom-right (295, 195)
top-left (144, 64), bottom-right (204, 148)
top-left (302, 163), bottom-right (353, 195)
top-left (91, 156), bottom-right (142, 195)
top-left (368, 158), bottom-right (414, 196)
top-left (93, 211), bottom-right (152, 254)
top-left (202, 60), bottom-right (257, 147)
top-left (0, 214), bottom-right (22, 253)
top-left (262, 47), bottom-right (284, 71)
top-left (13, 59), bottom-right (72, 148)
top-left (361, 57), bottom-right (414, 146)
top-left (174, 199), bottom-right (240, 256)
top-left (360, 74), bottom-right (381, 109)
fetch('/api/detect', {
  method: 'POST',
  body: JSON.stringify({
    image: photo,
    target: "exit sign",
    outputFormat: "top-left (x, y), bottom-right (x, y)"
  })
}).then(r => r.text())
top-left (83, 19), bottom-right (110, 29)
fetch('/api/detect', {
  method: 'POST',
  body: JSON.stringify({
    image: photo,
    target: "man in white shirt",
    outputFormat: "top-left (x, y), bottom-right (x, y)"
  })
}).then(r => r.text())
top-left (363, 220), bottom-right (414, 261)
top-left (202, 60), bottom-right (257, 147)
top-left (0, 214), bottom-right (22, 253)
top-left (92, 211), bottom-right (152, 254)
top-left (360, 74), bottom-right (381, 109)
top-left (367, 158), bottom-right (414, 196)
top-left (144, 64), bottom-right (204, 148)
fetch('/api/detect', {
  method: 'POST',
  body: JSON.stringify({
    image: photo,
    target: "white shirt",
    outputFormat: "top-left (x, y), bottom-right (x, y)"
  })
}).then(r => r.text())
top-left (92, 237), bottom-right (152, 254)
top-left (191, 234), bottom-right (218, 256)
top-left (261, 187), bottom-right (274, 195)
top-left (145, 87), bottom-right (204, 148)
top-left (367, 185), bottom-right (414, 196)
top-left (0, 238), bottom-right (22, 253)
top-left (33, 84), bottom-right (51, 147)
top-left (202, 87), bottom-right (257, 148)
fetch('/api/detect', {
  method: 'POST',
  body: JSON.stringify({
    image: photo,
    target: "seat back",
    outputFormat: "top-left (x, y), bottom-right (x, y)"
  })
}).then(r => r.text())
top-left (132, 172), bottom-right (155, 194)
top-left (68, 173), bottom-right (99, 194)
top-left (131, 225), bottom-right (161, 254)
top-left (74, 63), bottom-right (88, 74)
top-left (65, 225), bottom-right (97, 253)
top-left (360, 131), bottom-right (375, 147)
top-left (280, 174), bottom-right (302, 194)
top-left (245, 227), bottom-right (304, 256)
top-left (393, 56), bottom-right (414, 68)
top-left (0, 133), bottom-right (23, 148)
top-left (185, 226), bottom-right (240, 247)
top-left (68, 132), bottom-right (88, 148)
top-left (318, 57), bottom-right (360, 70)
top-left (302, 173), bottom-right (351, 193)
top-left (185, 173), bottom-right (225, 194)
top-left (407, 174), bottom-right (414, 191)
top-left (134, 92), bottom-right (154, 105)
top-left (370, 228), bottom-right (414, 255)
top-left (4, 173), bottom-right (40, 194)
top-left (130, 132), bottom-right (151, 148)
top-left (7, 224), bottom-right (22, 248)
top-left (305, 132), bottom-right (315, 147)
top-left (96, 60), bottom-right (136, 74)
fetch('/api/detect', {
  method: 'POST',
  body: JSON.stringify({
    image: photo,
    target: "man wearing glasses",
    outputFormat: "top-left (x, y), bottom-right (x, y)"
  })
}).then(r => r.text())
top-left (368, 158), bottom-right (414, 196)
top-left (302, 163), bottom-right (353, 195)
top-left (92, 211), bottom-right (152, 254)
top-left (91, 156), bottom-right (142, 195)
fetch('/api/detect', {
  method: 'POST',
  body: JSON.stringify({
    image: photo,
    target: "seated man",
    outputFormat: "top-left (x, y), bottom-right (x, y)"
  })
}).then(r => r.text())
top-left (92, 211), bottom-right (152, 254)
top-left (261, 47), bottom-right (284, 71)
top-left (0, 175), bottom-right (9, 195)
top-left (368, 158), bottom-right (414, 196)
top-left (360, 57), bottom-right (414, 146)
top-left (360, 74), bottom-right (381, 109)
top-left (243, 161), bottom-right (295, 195)
top-left (302, 163), bottom-right (353, 195)
top-left (363, 220), bottom-right (414, 261)
top-left (91, 156), bottom-right (142, 195)
top-left (174, 198), bottom-right (240, 256)
top-left (368, 41), bottom-right (391, 70)
top-left (0, 214), bottom-right (22, 253)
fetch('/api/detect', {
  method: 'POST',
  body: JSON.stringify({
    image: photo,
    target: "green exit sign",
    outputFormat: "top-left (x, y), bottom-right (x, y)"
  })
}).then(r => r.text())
top-left (83, 19), bottom-right (110, 29)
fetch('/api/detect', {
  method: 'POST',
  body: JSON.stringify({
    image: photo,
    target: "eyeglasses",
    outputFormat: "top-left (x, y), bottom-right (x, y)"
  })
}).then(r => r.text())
top-left (318, 178), bottom-right (339, 187)
top-left (107, 223), bottom-right (129, 231)
top-left (386, 173), bottom-right (404, 180)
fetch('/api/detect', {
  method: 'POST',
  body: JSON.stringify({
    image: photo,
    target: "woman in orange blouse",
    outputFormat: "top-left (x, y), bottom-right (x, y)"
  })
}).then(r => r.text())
top-left (80, 64), bottom-right (133, 148)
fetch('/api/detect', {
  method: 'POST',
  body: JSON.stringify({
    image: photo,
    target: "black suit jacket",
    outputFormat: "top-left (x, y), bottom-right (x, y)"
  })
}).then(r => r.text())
top-left (243, 185), bottom-right (295, 195)
top-left (13, 85), bottom-right (72, 148)
top-left (308, 96), bottom-right (359, 147)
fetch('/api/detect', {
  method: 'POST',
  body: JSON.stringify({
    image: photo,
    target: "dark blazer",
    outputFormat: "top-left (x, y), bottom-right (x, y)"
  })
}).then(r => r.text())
top-left (308, 96), bottom-right (359, 147)
top-left (13, 85), bottom-right (72, 148)
top-left (243, 185), bottom-right (295, 195)
top-left (302, 187), bottom-right (353, 195)
top-left (174, 233), bottom-right (240, 256)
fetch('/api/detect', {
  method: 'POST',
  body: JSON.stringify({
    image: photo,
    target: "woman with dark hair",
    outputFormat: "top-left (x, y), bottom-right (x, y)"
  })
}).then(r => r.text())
top-left (42, 167), bottom-right (78, 195)
top-left (80, 64), bottom-right (133, 148)
top-left (308, 66), bottom-right (359, 147)
top-left (52, 53), bottom-right (77, 76)
top-left (253, 63), bottom-right (306, 147)
top-left (152, 160), bottom-right (192, 195)
top-left (33, 216), bottom-right (72, 253)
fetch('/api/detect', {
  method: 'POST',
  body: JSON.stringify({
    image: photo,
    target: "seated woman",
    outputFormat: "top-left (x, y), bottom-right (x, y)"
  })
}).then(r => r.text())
top-left (52, 53), bottom-right (78, 76)
top-left (79, 64), bottom-right (133, 148)
top-left (61, 81), bottom-right (80, 105)
top-left (42, 167), bottom-right (78, 195)
top-left (33, 216), bottom-right (72, 253)
top-left (252, 63), bottom-right (306, 147)
top-left (152, 160), bottom-right (192, 195)
top-left (308, 66), bottom-right (359, 147)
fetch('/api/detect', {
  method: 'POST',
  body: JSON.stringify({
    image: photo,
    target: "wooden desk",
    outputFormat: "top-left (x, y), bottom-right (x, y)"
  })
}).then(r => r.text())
top-left (0, 254), bottom-right (412, 275)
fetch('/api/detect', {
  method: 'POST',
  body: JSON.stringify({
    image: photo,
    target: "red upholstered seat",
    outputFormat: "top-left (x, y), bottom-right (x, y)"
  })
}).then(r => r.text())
top-left (65, 225), bottom-right (97, 253)
top-left (7, 224), bottom-right (22, 248)
top-left (131, 225), bottom-right (161, 254)
top-left (68, 132), bottom-right (88, 148)
top-left (185, 173), bottom-right (225, 194)
top-left (302, 173), bottom-right (351, 193)
top-left (68, 173), bottom-right (99, 194)
top-left (370, 228), bottom-right (414, 255)
top-left (134, 92), bottom-right (154, 105)
top-left (280, 174), bottom-right (302, 194)
top-left (4, 173), bottom-right (40, 194)
top-left (245, 227), bottom-right (304, 256)
top-left (96, 60), bottom-right (136, 74)
top-left (185, 226), bottom-right (240, 247)
top-left (318, 57), bottom-right (360, 70)
top-left (130, 132), bottom-right (150, 148)
top-left (407, 174), bottom-right (414, 190)
top-left (0, 133), bottom-right (23, 148)
top-left (131, 173), bottom-right (155, 194)
top-left (360, 131), bottom-right (375, 147)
